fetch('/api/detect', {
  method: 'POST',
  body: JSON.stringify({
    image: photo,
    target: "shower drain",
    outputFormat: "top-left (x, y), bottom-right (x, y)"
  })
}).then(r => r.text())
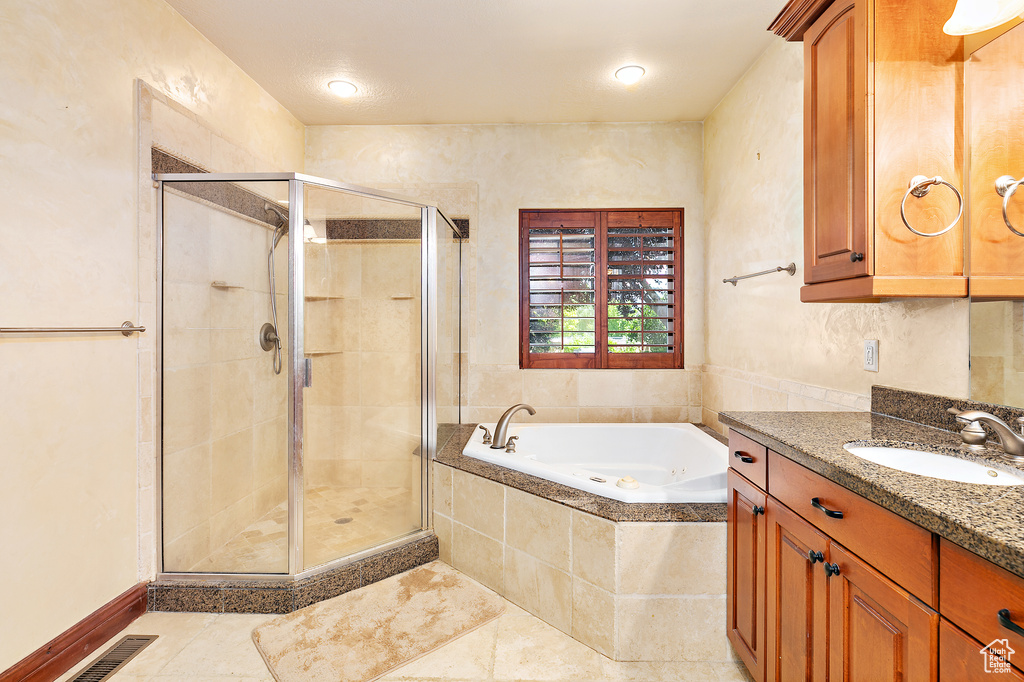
top-left (335, 517), bottom-right (354, 524)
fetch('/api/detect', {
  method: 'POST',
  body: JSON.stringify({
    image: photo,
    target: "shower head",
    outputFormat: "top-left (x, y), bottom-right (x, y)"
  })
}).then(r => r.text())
top-left (264, 202), bottom-right (288, 228)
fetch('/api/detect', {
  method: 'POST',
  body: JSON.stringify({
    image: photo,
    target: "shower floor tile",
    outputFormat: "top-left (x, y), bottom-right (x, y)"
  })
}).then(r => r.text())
top-left (188, 485), bottom-right (420, 574)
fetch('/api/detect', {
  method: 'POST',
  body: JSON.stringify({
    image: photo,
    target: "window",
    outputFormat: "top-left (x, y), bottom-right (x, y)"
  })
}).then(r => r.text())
top-left (519, 209), bottom-right (684, 369)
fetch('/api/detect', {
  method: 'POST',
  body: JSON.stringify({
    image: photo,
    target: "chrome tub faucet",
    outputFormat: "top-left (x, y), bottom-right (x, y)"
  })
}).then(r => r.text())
top-left (491, 404), bottom-right (536, 450)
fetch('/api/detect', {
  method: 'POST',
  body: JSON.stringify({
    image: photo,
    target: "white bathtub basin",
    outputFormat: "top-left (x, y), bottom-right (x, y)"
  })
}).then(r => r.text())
top-left (843, 444), bottom-right (1024, 486)
top-left (462, 422), bottom-right (728, 503)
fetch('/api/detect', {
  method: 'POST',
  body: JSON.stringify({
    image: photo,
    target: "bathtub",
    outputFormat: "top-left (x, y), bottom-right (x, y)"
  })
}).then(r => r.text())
top-left (461, 422), bottom-right (728, 503)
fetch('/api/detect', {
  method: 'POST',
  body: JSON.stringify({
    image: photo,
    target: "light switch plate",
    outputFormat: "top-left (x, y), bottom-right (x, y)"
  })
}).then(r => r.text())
top-left (864, 340), bottom-right (879, 372)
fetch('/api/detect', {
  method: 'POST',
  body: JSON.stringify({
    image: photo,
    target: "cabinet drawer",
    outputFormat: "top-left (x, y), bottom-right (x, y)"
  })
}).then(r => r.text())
top-left (941, 539), bottom-right (1024, 656)
top-left (728, 430), bottom-right (768, 489)
top-left (940, 618), bottom-right (1024, 679)
top-left (770, 453), bottom-right (936, 606)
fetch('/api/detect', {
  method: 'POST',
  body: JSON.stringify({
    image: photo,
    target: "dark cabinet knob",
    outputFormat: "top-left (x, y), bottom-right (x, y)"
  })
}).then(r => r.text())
top-left (752, 505), bottom-right (765, 516)
top-left (850, 251), bottom-right (865, 262)
top-left (824, 562), bottom-right (841, 577)
top-left (808, 550), bottom-right (824, 564)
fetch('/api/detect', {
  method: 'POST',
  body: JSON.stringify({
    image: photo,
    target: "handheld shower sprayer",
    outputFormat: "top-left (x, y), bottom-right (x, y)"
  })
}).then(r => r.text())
top-left (263, 202), bottom-right (289, 374)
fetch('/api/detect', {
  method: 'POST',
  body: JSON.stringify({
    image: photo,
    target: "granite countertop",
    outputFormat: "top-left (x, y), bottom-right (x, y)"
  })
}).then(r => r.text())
top-left (435, 423), bottom-right (728, 523)
top-left (719, 410), bottom-right (1024, 579)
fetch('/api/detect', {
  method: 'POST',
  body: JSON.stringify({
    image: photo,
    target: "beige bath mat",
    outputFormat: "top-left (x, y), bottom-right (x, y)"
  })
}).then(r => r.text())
top-left (252, 561), bottom-right (505, 682)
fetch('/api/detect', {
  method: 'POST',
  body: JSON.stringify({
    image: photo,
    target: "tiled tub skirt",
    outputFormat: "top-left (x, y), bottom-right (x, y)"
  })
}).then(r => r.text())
top-left (432, 461), bottom-right (735, 663)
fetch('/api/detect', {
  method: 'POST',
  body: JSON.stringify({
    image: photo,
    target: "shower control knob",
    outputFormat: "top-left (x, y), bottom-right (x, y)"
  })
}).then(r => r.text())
top-left (850, 251), bottom-right (865, 262)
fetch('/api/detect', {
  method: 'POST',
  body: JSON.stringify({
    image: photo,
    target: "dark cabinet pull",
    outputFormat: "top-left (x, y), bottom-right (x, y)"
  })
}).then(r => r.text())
top-left (734, 451), bottom-right (755, 464)
top-left (808, 550), bottom-right (824, 564)
top-left (850, 251), bottom-right (865, 262)
top-left (752, 505), bottom-right (765, 516)
top-left (824, 562), bottom-right (841, 577)
top-left (811, 497), bottom-right (844, 519)
top-left (998, 609), bottom-right (1024, 637)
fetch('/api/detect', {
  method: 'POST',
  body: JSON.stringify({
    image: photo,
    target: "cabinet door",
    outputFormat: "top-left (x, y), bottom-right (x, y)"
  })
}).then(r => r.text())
top-left (766, 501), bottom-right (828, 682)
top-left (967, 22), bottom-right (1024, 296)
top-left (727, 469), bottom-right (767, 682)
top-left (803, 0), bottom-right (869, 284)
top-left (827, 543), bottom-right (938, 682)
top-left (941, 618), bottom-right (1024, 680)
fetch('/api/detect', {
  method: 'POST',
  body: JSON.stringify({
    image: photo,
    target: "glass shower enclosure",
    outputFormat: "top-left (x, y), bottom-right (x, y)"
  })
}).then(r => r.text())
top-left (155, 172), bottom-right (462, 580)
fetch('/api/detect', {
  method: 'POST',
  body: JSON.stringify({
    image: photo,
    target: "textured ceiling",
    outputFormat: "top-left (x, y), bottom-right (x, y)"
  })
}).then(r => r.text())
top-left (165, 0), bottom-right (786, 125)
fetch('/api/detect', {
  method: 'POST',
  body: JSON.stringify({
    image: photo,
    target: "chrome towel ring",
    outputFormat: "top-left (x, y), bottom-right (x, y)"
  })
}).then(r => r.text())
top-left (900, 175), bottom-right (963, 238)
top-left (995, 175), bottom-right (1024, 237)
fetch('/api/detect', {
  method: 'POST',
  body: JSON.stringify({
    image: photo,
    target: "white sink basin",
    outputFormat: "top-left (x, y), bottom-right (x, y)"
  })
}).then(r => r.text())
top-left (843, 444), bottom-right (1024, 486)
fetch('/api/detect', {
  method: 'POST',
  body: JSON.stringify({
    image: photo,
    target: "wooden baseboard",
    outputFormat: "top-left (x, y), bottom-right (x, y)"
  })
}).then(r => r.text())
top-left (0, 583), bottom-right (148, 682)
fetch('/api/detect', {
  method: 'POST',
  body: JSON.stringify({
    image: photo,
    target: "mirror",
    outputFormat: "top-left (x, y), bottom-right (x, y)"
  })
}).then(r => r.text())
top-left (968, 20), bottom-right (1024, 408)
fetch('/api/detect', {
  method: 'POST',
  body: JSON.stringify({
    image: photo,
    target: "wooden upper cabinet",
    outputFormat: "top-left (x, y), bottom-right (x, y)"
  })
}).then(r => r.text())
top-left (774, 0), bottom-right (967, 302)
top-left (967, 22), bottom-right (1024, 299)
top-left (804, 0), bottom-right (869, 285)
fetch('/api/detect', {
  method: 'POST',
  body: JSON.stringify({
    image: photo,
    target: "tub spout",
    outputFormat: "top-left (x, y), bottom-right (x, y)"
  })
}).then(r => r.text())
top-left (491, 404), bottom-right (536, 450)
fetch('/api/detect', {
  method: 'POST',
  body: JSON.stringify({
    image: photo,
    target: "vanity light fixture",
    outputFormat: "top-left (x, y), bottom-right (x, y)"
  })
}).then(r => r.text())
top-left (614, 65), bottom-right (646, 85)
top-left (943, 0), bottom-right (1024, 34)
top-left (327, 80), bottom-right (358, 97)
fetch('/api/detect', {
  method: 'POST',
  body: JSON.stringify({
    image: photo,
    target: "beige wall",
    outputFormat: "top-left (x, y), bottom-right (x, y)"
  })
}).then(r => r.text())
top-left (701, 41), bottom-right (971, 432)
top-left (305, 122), bottom-right (706, 425)
top-left (0, 0), bottom-right (302, 669)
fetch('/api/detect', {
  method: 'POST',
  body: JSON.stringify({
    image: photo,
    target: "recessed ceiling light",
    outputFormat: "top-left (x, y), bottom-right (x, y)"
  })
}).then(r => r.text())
top-left (614, 65), bottom-right (646, 85)
top-left (328, 80), bottom-right (358, 97)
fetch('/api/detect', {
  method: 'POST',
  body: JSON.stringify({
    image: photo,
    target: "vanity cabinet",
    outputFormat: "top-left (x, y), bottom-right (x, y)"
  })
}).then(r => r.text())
top-left (765, 500), bottom-right (828, 681)
top-left (726, 470), bottom-right (767, 680)
top-left (771, 0), bottom-right (966, 303)
top-left (728, 429), bottom-right (939, 680)
top-left (940, 538), bottom-right (1024, 674)
top-left (727, 426), bottom-right (1024, 678)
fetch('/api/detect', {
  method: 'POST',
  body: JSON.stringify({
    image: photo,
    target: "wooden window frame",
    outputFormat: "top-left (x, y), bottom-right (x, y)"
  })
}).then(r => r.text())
top-left (519, 208), bottom-right (685, 370)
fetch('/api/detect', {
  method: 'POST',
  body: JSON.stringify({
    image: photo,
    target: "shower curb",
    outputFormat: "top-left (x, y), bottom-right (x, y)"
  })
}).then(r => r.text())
top-left (147, 534), bottom-right (438, 614)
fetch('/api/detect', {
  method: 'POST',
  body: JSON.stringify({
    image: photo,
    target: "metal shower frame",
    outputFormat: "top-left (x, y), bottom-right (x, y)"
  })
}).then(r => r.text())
top-left (154, 171), bottom-right (460, 582)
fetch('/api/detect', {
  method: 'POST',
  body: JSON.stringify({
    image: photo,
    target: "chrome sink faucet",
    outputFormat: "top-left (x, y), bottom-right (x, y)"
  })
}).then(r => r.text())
top-left (491, 403), bottom-right (536, 450)
top-left (949, 408), bottom-right (1024, 460)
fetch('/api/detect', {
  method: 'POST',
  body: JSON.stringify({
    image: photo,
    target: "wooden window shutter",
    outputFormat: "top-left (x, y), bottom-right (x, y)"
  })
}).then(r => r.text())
top-left (519, 208), bottom-right (683, 369)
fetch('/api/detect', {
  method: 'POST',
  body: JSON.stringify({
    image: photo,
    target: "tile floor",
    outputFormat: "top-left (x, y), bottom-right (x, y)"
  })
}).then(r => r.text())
top-left (58, 567), bottom-right (752, 682)
top-left (184, 486), bottom-right (419, 573)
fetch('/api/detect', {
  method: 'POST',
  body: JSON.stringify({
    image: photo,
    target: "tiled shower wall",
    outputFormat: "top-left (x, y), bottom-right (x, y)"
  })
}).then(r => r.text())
top-left (303, 237), bottom-right (422, 494)
top-left (161, 190), bottom-right (289, 572)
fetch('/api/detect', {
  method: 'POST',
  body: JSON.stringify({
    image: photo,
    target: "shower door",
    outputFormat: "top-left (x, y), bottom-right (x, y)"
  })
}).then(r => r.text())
top-left (160, 179), bottom-right (291, 574)
top-left (158, 172), bottom-right (437, 578)
top-left (298, 183), bottom-right (426, 570)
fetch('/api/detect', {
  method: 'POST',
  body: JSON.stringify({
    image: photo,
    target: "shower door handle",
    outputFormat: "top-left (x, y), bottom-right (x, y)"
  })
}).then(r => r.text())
top-left (304, 358), bottom-right (313, 387)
